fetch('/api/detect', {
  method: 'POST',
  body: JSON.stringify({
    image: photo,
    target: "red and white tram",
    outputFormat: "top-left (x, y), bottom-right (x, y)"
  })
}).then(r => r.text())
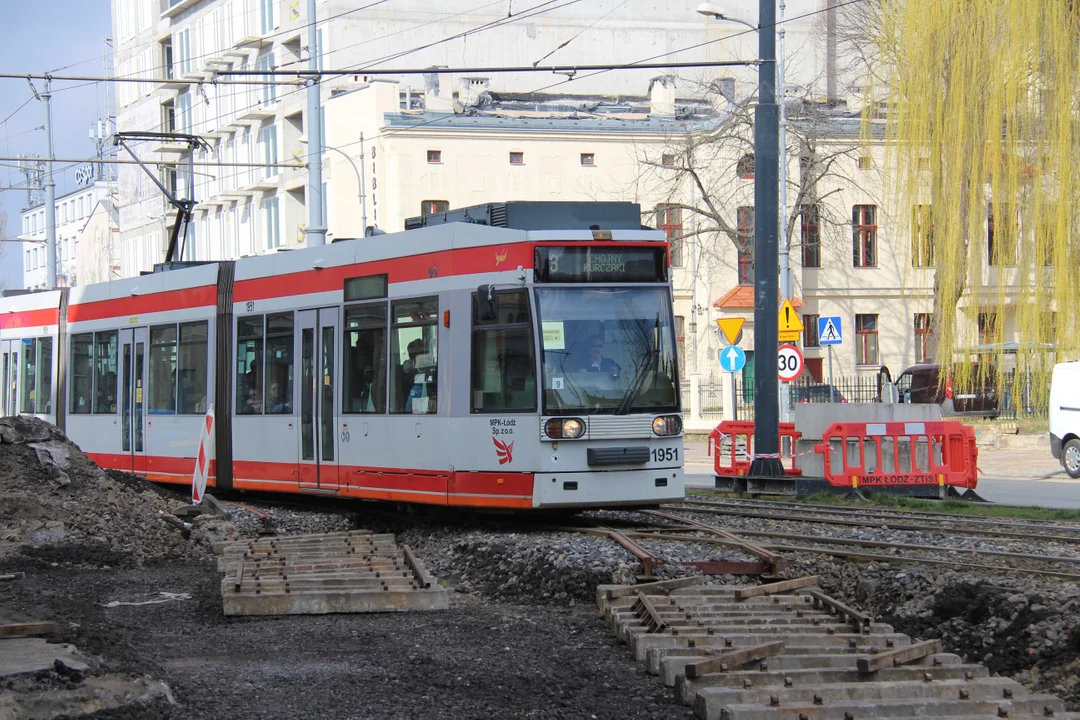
top-left (0, 201), bottom-right (684, 509)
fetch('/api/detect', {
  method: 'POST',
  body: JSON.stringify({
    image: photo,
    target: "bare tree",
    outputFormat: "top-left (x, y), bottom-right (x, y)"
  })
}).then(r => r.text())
top-left (627, 85), bottom-right (871, 291)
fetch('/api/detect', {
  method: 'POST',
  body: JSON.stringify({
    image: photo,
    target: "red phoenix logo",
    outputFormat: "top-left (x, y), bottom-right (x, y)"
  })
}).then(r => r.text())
top-left (493, 436), bottom-right (514, 465)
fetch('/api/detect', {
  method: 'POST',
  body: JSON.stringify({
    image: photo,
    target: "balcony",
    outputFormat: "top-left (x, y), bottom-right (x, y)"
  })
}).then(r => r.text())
top-left (237, 106), bottom-right (276, 122)
top-left (242, 176), bottom-right (280, 193)
top-left (162, 0), bottom-right (199, 19)
top-left (151, 141), bottom-right (192, 155)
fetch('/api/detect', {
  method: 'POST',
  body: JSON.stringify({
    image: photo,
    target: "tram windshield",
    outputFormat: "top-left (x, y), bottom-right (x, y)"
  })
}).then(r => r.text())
top-left (535, 286), bottom-right (679, 415)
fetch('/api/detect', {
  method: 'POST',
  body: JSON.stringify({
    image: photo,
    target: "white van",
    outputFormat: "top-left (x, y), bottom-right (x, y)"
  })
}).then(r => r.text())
top-left (1050, 361), bottom-right (1080, 479)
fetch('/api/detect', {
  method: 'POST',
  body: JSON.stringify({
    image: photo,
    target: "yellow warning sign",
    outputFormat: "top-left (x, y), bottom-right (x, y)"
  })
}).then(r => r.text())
top-left (716, 317), bottom-right (745, 345)
top-left (778, 299), bottom-right (803, 334)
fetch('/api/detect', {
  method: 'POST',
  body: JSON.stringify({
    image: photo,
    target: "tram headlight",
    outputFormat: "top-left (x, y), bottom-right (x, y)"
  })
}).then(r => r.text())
top-left (545, 417), bottom-right (586, 439)
top-left (652, 415), bottom-right (683, 437)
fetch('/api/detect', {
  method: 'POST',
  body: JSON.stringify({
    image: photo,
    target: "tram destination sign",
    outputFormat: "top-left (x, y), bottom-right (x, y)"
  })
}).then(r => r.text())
top-left (534, 246), bottom-right (666, 283)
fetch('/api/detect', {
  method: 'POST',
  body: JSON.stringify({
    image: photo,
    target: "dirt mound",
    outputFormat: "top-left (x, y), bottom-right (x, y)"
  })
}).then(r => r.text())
top-left (0, 417), bottom-right (204, 569)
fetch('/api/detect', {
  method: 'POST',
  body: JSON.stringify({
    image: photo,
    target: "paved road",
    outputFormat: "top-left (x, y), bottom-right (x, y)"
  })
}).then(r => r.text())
top-left (683, 457), bottom-right (1080, 509)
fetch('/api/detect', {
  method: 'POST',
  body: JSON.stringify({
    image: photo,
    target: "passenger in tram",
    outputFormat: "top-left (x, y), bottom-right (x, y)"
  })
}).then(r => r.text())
top-left (402, 339), bottom-right (435, 413)
top-left (244, 383), bottom-right (262, 413)
top-left (267, 381), bottom-right (291, 413)
top-left (575, 334), bottom-right (621, 376)
top-left (98, 372), bottom-right (117, 412)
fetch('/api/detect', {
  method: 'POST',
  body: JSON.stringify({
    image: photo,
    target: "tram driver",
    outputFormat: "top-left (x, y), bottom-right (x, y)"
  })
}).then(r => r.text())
top-left (575, 334), bottom-right (621, 376)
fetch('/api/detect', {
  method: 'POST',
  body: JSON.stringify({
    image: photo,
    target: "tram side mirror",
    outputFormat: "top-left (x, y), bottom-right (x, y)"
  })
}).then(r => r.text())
top-left (477, 285), bottom-right (498, 321)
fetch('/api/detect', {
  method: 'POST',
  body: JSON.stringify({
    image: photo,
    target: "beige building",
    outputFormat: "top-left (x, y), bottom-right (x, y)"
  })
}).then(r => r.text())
top-left (76, 201), bottom-right (122, 287)
top-left (322, 79), bottom-right (948, 388)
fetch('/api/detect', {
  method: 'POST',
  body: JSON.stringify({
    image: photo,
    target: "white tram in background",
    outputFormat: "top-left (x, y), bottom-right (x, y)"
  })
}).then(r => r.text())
top-left (0, 201), bottom-right (684, 510)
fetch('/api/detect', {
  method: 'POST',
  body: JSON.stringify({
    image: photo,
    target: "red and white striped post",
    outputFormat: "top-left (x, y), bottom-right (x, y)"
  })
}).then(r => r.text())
top-left (191, 405), bottom-right (215, 504)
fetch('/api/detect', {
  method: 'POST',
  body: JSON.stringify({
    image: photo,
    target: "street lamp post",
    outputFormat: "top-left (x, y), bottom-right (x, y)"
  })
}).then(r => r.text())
top-left (301, 137), bottom-right (366, 237)
top-left (698, 0), bottom-right (785, 477)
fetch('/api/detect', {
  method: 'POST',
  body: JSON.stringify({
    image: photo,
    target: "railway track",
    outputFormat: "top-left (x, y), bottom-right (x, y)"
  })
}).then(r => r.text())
top-left (598, 576), bottom-right (1078, 720)
top-left (672, 498), bottom-right (1080, 546)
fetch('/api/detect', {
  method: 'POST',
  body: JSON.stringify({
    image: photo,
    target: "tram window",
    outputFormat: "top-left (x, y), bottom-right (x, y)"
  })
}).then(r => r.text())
top-left (20, 339), bottom-right (36, 413)
top-left (237, 315), bottom-right (264, 414)
top-left (177, 321), bottom-right (208, 414)
top-left (71, 334), bottom-right (93, 414)
top-left (344, 274), bottom-right (388, 302)
top-left (343, 303), bottom-right (387, 414)
top-left (265, 313), bottom-right (294, 414)
top-left (38, 338), bottom-right (52, 415)
top-left (471, 291), bottom-right (536, 412)
top-left (94, 331), bottom-right (118, 413)
top-left (149, 325), bottom-right (178, 414)
top-left (390, 298), bottom-right (438, 414)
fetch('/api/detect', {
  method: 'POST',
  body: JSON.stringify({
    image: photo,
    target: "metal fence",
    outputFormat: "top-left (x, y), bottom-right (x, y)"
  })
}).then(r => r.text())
top-left (692, 371), bottom-right (1050, 423)
top-left (999, 370), bottom-right (1049, 420)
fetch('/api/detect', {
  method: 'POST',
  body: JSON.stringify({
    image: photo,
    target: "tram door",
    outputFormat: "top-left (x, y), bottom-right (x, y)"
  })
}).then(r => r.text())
top-left (0, 342), bottom-right (15, 416)
top-left (298, 308), bottom-right (339, 491)
top-left (119, 328), bottom-right (148, 474)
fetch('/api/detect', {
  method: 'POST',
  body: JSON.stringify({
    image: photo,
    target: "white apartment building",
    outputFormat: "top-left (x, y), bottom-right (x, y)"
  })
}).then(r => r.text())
top-left (109, 0), bottom-right (858, 277)
top-left (107, 1), bottom-right (1039, 388)
top-left (20, 181), bottom-right (114, 289)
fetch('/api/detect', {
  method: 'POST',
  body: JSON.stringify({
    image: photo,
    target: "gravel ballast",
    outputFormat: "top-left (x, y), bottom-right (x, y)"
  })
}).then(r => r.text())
top-left (4, 424), bottom-right (1080, 717)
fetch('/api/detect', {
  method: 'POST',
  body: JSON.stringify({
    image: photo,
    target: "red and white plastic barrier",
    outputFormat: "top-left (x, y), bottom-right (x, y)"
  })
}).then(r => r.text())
top-left (814, 420), bottom-right (978, 490)
top-left (191, 405), bottom-right (216, 504)
top-left (708, 421), bottom-right (804, 477)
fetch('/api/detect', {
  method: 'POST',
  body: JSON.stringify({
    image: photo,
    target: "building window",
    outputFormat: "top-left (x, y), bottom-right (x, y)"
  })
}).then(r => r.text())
top-left (662, 153), bottom-right (676, 168)
top-left (1036, 207), bottom-right (1057, 267)
top-left (175, 29), bottom-right (191, 76)
top-left (176, 90), bottom-right (192, 134)
top-left (256, 52), bottom-right (276, 105)
top-left (912, 204), bottom-right (934, 267)
top-left (509, 151), bottom-right (524, 165)
top-left (977, 312), bottom-right (999, 346)
top-left (262, 196), bottom-right (280, 249)
top-left (161, 41), bottom-right (173, 80)
top-left (259, 124), bottom-right (278, 179)
top-left (803, 314), bottom-right (820, 348)
top-left (259, 0), bottom-right (275, 34)
top-left (737, 205), bottom-right (754, 285)
top-left (801, 204), bottom-right (820, 268)
top-left (856, 314), bottom-right (878, 365)
top-left (655, 204), bottom-right (683, 268)
top-left (914, 313), bottom-right (933, 363)
top-left (674, 315), bottom-right (686, 372)
top-left (857, 155), bottom-right (873, 170)
top-left (427, 149), bottom-right (441, 164)
top-left (852, 204), bottom-right (877, 268)
top-left (580, 153), bottom-right (594, 166)
top-left (470, 290), bottom-right (536, 412)
top-left (737, 153), bottom-right (755, 179)
top-left (988, 202), bottom-right (1016, 266)
top-left (421, 200), bottom-right (449, 215)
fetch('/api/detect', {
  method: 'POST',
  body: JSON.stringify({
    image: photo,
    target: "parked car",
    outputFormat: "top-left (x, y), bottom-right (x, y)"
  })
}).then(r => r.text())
top-left (1049, 361), bottom-right (1080, 479)
top-left (893, 362), bottom-right (1000, 418)
top-left (791, 383), bottom-right (847, 404)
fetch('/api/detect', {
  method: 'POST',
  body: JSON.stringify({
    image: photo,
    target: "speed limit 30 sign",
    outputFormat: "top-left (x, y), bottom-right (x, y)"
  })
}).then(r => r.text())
top-left (777, 344), bottom-right (804, 382)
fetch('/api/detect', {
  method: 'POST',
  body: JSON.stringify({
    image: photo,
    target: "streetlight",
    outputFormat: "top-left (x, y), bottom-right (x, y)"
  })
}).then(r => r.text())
top-left (698, 2), bottom-right (790, 306)
top-left (299, 136), bottom-right (369, 237)
top-left (698, 0), bottom-right (785, 477)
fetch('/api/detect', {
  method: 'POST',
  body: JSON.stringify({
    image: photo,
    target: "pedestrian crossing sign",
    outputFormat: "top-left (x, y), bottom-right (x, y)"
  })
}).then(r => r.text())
top-left (818, 316), bottom-right (843, 345)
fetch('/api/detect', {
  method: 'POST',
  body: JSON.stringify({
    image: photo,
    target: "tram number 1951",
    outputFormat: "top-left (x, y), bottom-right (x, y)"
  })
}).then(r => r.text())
top-left (651, 447), bottom-right (678, 463)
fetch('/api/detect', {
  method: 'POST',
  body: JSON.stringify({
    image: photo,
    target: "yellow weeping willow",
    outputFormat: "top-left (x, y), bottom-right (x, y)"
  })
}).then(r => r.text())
top-left (875, 0), bottom-right (1080, 405)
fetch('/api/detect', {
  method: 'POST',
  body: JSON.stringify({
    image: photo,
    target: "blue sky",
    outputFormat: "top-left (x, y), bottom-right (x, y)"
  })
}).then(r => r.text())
top-left (0, 0), bottom-right (112, 290)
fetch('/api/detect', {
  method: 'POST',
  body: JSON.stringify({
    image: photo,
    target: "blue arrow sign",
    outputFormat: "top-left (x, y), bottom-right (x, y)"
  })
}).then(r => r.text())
top-left (719, 345), bottom-right (747, 373)
top-left (818, 316), bottom-right (843, 345)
